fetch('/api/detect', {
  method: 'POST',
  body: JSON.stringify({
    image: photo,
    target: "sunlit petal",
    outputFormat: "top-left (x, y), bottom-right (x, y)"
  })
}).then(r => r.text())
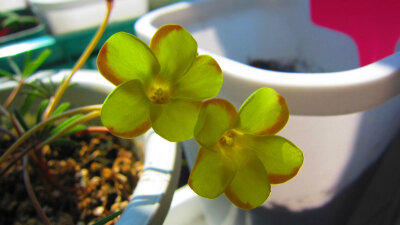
top-left (246, 134), bottom-right (304, 184)
top-left (235, 88), bottom-right (289, 135)
top-left (150, 100), bottom-right (201, 142)
top-left (174, 55), bottom-right (223, 101)
top-left (225, 149), bottom-right (271, 209)
top-left (101, 80), bottom-right (151, 138)
top-left (97, 32), bottom-right (160, 86)
top-left (194, 99), bottom-right (237, 148)
top-left (189, 147), bottom-right (237, 198)
top-left (150, 25), bottom-right (197, 81)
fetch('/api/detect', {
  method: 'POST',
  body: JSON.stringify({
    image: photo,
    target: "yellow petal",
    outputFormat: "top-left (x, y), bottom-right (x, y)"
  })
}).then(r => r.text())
top-left (194, 99), bottom-right (237, 148)
top-left (246, 134), bottom-right (304, 184)
top-left (225, 148), bottom-right (271, 209)
top-left (101, 80), bottom-right (151, 138)
top-left (97, 32), bottom-right (159, 86)
top-left (235, 88), bottom-right (289, 135)
top-left (188, 147), bottom-right (236, 199)
top-left (150, 25), bottom-right (197, 81)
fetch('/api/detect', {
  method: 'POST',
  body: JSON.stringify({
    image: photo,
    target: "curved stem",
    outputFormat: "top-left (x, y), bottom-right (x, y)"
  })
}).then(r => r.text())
top-left (10, 113), bottom-right (24, 136)
top-left (0, 105), bottom-right (102, 165)
top-left (37, 110), bottom-right (101, 150)
top-left (43, 0), bottom-right (113, 119)
top-left (4, 79), bottom-right (25, 109)
top-left (0, 126), bottom-right (17, 140)
top-left (23, 155), bottom-right (52, 225)
top-left (75, 126), bottom-right (110, 135)
top-left (0, 144), bottom-right (33, 176)
top-left (0, 105), bottom-right (8, 116)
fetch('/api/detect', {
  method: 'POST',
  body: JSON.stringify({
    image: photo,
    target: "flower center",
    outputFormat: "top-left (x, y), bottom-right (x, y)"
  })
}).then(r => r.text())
top-left (149, 87), bottom-right (169, 104)
top-left (219, 130), bottom-right (235, 148)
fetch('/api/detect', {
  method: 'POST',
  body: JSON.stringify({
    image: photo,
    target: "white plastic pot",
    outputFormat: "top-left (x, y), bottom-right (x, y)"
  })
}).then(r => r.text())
top-left (0, 69), bottom-right (181, 225)
top-left (0, 0), bottom-right (27, 11)
top-left (29, 0), bottom-right (148, 35)
top-left (134, 0), bottom-right (400, 224)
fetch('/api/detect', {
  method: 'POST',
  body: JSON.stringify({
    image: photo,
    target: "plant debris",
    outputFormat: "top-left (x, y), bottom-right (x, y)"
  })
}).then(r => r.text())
top-left (0, 132), bottom-right (143, 225)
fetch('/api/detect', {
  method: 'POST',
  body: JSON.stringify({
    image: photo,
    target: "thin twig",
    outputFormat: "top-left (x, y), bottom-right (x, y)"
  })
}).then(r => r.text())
top-left (23, 155), bottom-right (52, 225)
top-left (6, 57), bottom-right (22, 77)
top-left (0, 105), bottom-right (102, 164)
top-left (0, 126), bottom-right (17, 140)
top-left (0, 104), bottom-right (8, 116)
top-left (0, 144), bottom-right (32, 176)
top-left (4, 79), bottom-right (25, 109)
top-left (31, 150), bottom-right (77, 193)
top-left (9, 113), bottom-right (24, 136)
top-left (43, 0), bottom-right (113, 119)
top-left (75, 126), bottom-right (110, 135)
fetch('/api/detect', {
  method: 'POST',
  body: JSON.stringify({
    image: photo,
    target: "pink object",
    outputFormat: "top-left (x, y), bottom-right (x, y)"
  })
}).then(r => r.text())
top-left (310, 0), bottom-right (400, 66)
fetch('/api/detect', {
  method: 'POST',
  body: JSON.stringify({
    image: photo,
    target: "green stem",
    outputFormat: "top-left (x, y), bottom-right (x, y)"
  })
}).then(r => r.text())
top-left (0, 105), bottom-right (102, 165)
top-left (43, 0), bottom-right (113, 119)
top-left (37, 110), bottom-right (101, 150)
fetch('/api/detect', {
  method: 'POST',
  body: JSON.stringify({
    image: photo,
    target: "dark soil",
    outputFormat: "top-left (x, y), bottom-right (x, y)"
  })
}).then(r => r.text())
top-left (0, 132), bottom-right (143, 225)
top-left (249, 59), bottom-right (324, 73)
top-left (249, 59), bottom-right (297, 72)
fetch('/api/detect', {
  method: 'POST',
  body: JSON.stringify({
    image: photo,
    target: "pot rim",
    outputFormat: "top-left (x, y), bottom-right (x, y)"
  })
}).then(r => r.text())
top-left (134, 0), bottom-right (400, 115)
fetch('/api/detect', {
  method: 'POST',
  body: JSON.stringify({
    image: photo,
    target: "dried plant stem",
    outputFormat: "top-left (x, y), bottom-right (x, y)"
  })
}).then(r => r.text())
top-left (3, 79), bottom-right (25, 109)
top-left (31, 152), bottom-right (77, 193)
top-left (0, 105), bottom-right (102, 165)
top-left (43, 0), bottom-right (113, 119)
top-left (9, 113), bottom-right (24, 136)
top-left (76, 126), bottom-right (110, 135)
top-left (0, 126), bottom-right (17, 140)
top-left (23, 155), bottom-right (52, 225)
top-left (0, 144), bottom-right (33, 176)
top-left (0, 105), bottom-right (8, 116)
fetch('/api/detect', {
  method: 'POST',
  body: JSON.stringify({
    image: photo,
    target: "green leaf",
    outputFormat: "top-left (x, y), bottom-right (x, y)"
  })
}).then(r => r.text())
top-left (189, 147), bottom-right (236, 199)
top-left (194, 99), bottom-right (237, 148)
top-left (150, 99), bottom-right (201, 142)
top-left (246, 134), bottom-right (304, 184)
top-left (62, 124), bottom-right (86, 136)
top-left (150, 25), bottom-right (197, 81)
top-left (23, 82), bottom-right (48, 97)
top-left (25, 51), bottom-right (32, 69)
top-left (174, 55), bottom-right (223, 101)
top-left (19, 94), bottom-right (36, 116)
top-left (22, 49), bottom-right (52, 78)
top-left (92, 211), bottom-right (122, 225)
top-left (50, 114), bottom-right (83, 136)
top-left (36, 99), bottom-right (50, 124)
top-left (97, 32), bottom-right (160, 86)
top-left (101, 80), bottom-right (151, 138)
top-left (224, 148), bottom-right (270, 210)
top-left (12, 109), bottom-right (29, 132)
top-left (235, 88), bottom-right (289, 135)
top-left (52, 102), bottom-right (70, 116)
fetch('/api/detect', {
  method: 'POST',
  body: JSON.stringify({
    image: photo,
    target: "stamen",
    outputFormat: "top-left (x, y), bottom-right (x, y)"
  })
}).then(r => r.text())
top-left (149, 87), bottom-right (169, 104)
